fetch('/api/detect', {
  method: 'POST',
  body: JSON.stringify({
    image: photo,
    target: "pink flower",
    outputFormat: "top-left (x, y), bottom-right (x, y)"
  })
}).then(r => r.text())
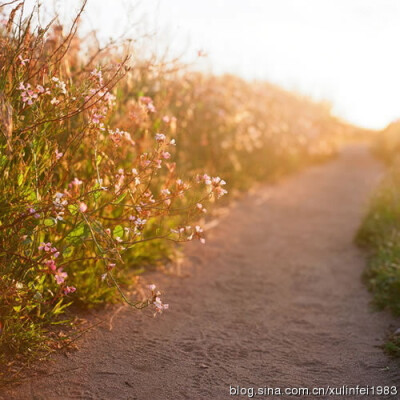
top-left (90, 68), bottom-right (103, 85)
top-left (199, 175), bottom-right (228, 198)
top-left (69, 177), bottom-right (83, 188)
top-left (63, 286), bottom-right (76, 295)
top-left (194, 225), bottom-right (206, 244)
top-left (45, 259), bottom-right (57, 272)
top-left (155, 159), bottom-right (162, 169)
top-left (79, 202), bottom-right (88, 213)
top-left (161, 151), bottom-right (171, 159)
top-left (212, 177), bottom-right (226, 186)
top-left (153, 296), bottom-right (169, 314)
top-left (139, 96), bottom-right (154, 109)
top-left (52, 78), bottom-right (67, 94)
top-left (18, 55), bottom-right (29, 66)
top-left (28, 207), bottom-right (40, 218)
top-left (54, 268), bottom-right (68, 285)
top-left (38, 242), bottom-right (52, 252)
top-left (148, 284), bottom-right (156, 291)
top-left (91, 113), bottom-right (103, 124)
top-left (55, 149), bottom-right (63, 160)
top-left (214, 186), bottom-right (228, 198)
top-left (196, 203), bottom-right (207, 213)
top-left (141, 159), bottom-right (151, 168)
top-left (201, 174), bottom-right (212, 185)
top-left (134, 218), bottom-right (146, 227)
top-left (147, 103), bottom-right (156, 113)
top-left (21, 89), bottom-right (38, 105)
top-left (155, 133), bottom-right (166, 142)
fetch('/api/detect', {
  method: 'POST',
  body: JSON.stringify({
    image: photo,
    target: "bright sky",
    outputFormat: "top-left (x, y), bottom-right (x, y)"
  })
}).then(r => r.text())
top-left (40, 1), bottom-right (400, 128)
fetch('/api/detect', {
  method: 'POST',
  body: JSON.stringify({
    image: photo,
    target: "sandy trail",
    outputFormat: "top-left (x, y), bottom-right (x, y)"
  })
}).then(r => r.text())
top-left (6, 144), bottom-right (400, 399)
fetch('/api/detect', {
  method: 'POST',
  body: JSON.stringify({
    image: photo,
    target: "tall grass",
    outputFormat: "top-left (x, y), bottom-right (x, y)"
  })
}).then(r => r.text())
top-left (357, 121), bottom-right (400, 355)
top-left (357, 164), bottom-right (400, 313)
top-left (0, 1), bottom-right (346, 366)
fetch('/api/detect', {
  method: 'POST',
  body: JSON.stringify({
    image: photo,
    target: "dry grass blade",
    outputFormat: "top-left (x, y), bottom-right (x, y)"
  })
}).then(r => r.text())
top-left (5, 0), bottom-right (22, 33)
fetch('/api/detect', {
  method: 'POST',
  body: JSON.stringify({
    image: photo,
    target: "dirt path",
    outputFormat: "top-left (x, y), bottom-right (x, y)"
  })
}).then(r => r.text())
top-left (6, 144), bottom-right (400, 399)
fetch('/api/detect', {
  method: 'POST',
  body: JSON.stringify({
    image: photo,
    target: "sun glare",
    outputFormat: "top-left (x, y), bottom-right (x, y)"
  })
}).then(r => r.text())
top-left (58, 0), bottom-right (400, 130)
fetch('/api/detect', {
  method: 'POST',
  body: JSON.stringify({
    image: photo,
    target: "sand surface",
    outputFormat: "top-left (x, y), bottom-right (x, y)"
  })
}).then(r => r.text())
top-left (5, 144), bottom-right (400, 399)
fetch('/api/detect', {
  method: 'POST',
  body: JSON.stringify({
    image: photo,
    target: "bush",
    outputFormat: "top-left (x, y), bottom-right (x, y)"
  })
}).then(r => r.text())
top-left (357, 164), bottom-right (400, 315)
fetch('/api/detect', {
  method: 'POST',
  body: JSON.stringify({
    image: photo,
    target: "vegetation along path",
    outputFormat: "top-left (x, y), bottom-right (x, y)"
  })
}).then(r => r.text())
top-left (6, 144), bottom-right (400, 399)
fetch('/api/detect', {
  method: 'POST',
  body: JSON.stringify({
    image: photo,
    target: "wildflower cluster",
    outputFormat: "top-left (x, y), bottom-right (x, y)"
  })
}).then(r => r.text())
top-left (0, 1), bottom-right (346, 363)
top-left (0, 2), bottom-right (226, 360)
top-left (115, 70), bottom-right (346, 192)
top-left (148, 284), bottom-right (169, 316)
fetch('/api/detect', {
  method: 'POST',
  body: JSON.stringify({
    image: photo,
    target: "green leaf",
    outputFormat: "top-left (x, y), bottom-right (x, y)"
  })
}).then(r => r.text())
top-left (0, 154), bottom-right (7, 167)
top-left (63, 246), bottom-right (74, 258)
top-left (17, 173), bottom-right (24, 186)
top-left (96, 154), bottom-right (102, 166)
top-left (113, 225), bottom-right (123, 238)
top-left (66, 223), bottom-right (85, 243)
top-left (51, 299), bottom-right (72, 315)
top-left (44, 218), bottom-right (55, 227)
top-left (69, 224), bottom-right (85, 237)
top-left (13, 305), bottom-right (21, 312)
top-left (92, 183), bottom-right (102, 201)
top-left (68, 204), bottom-right (78, 215)
top-left (116, 192), bottom-right (127, 204)
top-left (25, 188), bottom-right (37, 202)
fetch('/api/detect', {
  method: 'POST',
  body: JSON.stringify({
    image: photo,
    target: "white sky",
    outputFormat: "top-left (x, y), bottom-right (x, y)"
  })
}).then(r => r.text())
top-left (30, 1), bottom-right (400, 129)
